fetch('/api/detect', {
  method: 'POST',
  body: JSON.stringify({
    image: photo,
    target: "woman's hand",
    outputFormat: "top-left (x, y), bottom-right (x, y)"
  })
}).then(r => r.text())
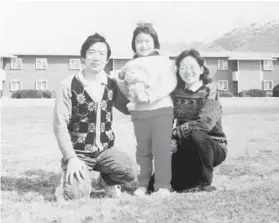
top-left (170, 138), bottom-right (178, 153)
top-left (66, 156), bottom-right (88, 184)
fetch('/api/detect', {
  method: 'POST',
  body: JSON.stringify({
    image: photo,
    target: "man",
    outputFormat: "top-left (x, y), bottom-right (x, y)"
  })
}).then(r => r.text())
top-left (53, 33), bottom-right (137, 200)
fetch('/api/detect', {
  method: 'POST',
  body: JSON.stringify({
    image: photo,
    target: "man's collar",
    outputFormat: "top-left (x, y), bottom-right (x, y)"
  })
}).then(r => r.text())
top-left (78, 69), bottom-right (108, 86)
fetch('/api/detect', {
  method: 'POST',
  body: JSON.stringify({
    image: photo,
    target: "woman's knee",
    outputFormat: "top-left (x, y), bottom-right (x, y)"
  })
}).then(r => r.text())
top-left (188, 130), bottom-right (207, 143)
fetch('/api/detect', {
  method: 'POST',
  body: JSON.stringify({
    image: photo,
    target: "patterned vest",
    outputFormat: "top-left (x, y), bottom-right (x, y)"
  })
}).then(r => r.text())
top-left (67, 76), bottom-right (115, 156)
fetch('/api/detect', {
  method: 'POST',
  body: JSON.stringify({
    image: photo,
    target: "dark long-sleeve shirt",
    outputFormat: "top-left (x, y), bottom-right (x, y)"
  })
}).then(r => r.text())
top-left (171, 83), bottom-right (227, 153)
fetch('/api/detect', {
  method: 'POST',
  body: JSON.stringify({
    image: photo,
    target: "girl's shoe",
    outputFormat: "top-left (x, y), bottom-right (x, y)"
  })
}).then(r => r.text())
top-left (133, 186), bottom-right (147, 196)
top-left (153, 188), bottom-right (171, 196)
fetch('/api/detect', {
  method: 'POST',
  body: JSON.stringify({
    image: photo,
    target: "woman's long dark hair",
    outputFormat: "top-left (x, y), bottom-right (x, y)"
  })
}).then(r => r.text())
top-left (175, 49), bottom-right (211, 88)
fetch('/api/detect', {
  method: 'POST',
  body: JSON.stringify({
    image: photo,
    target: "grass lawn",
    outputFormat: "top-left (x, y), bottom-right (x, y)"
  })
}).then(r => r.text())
top-left (1, 98), bottom-right (279, 223)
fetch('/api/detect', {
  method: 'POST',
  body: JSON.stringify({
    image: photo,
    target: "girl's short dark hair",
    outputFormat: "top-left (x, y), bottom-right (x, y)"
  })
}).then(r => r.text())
top-left (80, 33), bottom-right (111, 60)
top-left (175, 49), bottom-right (211, 88)
top-left (131, 24), bottom-right (160, 53)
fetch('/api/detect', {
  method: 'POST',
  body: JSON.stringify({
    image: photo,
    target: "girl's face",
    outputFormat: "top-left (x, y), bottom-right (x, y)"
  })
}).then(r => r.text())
top-left (179, 56), bottom-right (204, 85)
top-left (135, 33), bottom-right (155, 56)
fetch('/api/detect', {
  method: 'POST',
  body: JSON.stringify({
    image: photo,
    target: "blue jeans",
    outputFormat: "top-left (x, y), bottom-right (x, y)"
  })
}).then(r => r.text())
top-left (55, 147), bottom-right (138, 200)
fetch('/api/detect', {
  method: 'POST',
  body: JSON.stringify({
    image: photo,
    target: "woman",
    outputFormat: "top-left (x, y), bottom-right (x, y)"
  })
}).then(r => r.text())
top-left (170, 49), bottom-right (228, 192)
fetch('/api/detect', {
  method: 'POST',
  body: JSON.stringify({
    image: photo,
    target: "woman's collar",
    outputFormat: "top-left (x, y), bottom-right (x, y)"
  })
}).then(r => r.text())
top-left (185, 80), bottom-right (203, 92)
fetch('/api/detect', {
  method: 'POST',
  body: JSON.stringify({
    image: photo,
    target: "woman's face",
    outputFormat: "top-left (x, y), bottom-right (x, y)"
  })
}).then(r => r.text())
top-left (135, 33), bottom-right (155, 56)
top-left (178, 56), bottom-right (204, 85)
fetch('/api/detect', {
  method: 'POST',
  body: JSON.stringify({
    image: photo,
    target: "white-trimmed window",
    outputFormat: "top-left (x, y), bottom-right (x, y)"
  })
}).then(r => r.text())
top-left (35, 80), bottom-right (48, 90)
top-left (36, 58), bottom-right (48, 70)
top-left (10, 80), bottom-right (22, 91)
top-left (10, 57), bottom-right (22, 70)
top-left (217, 60), bottom-right (228, 71)
top-left (69, 59), bottom-right (81, 70)
top-left (218, 80), bottom-right (228, 90)
top-left (114, 59), bottom-right (128, 70)
top-left (263, 80), bottom-right (273, 90)
top-left (263, 60), bottom-right (273, 71)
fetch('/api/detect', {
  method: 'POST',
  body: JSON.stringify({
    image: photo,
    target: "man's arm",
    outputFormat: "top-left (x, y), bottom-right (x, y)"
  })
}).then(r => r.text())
top-left (112, 80), bottom-right (130, 115)
top-left (53, 82), bottom-right (76, 160)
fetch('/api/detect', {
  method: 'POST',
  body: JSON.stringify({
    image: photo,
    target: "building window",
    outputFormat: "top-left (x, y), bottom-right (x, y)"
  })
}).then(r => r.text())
top-left (217, 60), bottom-right (228, 71)
top-left (263, 60), bottom-right (273, 71)
top-left (35, 80), bottom-right (48, 90)
top-left (36, 58), bottom-right (48, 70)
top-left (114, 59), bottom-right (128, 70)
top-left (263, 80), bottom-right (273, 90)
top-left (10, 80), bottom-right (22, 91)
top-left (218, 80), bottom-right (228, 90)
top-left (69, 59), bottom-right (81, 70)
top-left (10, 57), bottom-right (22, 70)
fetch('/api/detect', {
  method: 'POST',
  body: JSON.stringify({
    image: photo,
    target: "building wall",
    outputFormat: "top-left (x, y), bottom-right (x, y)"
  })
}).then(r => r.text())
top-left (204, 57), bottom-right (237, 94)
top-left (262, 59), bottom-right (279, 88)
top-left (2, 55), bottom-right (113, 97)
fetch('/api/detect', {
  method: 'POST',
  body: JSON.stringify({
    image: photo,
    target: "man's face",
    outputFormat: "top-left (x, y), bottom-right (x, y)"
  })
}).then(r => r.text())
top-left (82, 42), bottom-right (108, 74)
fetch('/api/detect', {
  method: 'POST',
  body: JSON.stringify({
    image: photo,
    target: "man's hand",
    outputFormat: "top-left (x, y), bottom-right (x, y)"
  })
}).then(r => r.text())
top-left (66, 156), bottom-right (88, 184)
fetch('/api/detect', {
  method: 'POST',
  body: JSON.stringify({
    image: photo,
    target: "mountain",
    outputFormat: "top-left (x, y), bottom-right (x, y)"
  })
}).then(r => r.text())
top-left (204, 20), bottom-right (279, 52)
top-left (161, 20), bottom-right (279, 54)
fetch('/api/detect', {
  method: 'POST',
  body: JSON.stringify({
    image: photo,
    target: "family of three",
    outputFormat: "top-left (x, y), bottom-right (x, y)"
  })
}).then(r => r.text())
top-left (53, 24), bottom-right (228, 200)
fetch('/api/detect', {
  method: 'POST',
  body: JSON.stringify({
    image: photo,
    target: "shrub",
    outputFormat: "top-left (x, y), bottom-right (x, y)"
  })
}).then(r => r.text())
top-left (273, 84), bottom-right (279, 97)
top-left (11, 89), bottom-right (54, 98)
top-left (218, 90), bottom-right (234, 97)
top-left (238, 89), bottom-right (267, 97)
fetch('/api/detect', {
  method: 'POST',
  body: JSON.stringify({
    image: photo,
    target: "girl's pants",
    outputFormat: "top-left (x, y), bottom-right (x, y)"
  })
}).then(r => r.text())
top-left (132, 107), bottom-right (173, 190)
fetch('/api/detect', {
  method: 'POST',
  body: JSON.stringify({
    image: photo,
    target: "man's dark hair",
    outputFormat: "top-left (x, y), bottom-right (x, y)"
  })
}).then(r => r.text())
top-left (80, 33), bottom-right (111, 60)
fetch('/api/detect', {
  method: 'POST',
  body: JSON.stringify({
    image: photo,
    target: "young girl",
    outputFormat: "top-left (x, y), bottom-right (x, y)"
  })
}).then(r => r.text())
top-left (116, 24), bottom-right (177, 196)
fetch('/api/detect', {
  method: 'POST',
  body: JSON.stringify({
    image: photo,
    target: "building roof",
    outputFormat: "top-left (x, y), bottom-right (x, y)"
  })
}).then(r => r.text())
top-left (3, 50), bottom-right (279, 60)
top-left (228, 51), bottom-right (279, 60)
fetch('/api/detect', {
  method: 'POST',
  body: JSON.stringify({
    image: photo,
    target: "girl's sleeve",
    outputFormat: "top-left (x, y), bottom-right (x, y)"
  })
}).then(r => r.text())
top-left (53, 81), bottom-right (76, 160)
top-left (146, 58), bottom-right (177, 103)
top-left (174, 88), bottom-right (222, 139)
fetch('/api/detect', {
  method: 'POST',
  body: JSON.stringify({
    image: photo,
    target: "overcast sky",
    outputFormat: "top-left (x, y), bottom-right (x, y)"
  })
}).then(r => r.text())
top-left (1, 1), bottom-right (279, 56)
